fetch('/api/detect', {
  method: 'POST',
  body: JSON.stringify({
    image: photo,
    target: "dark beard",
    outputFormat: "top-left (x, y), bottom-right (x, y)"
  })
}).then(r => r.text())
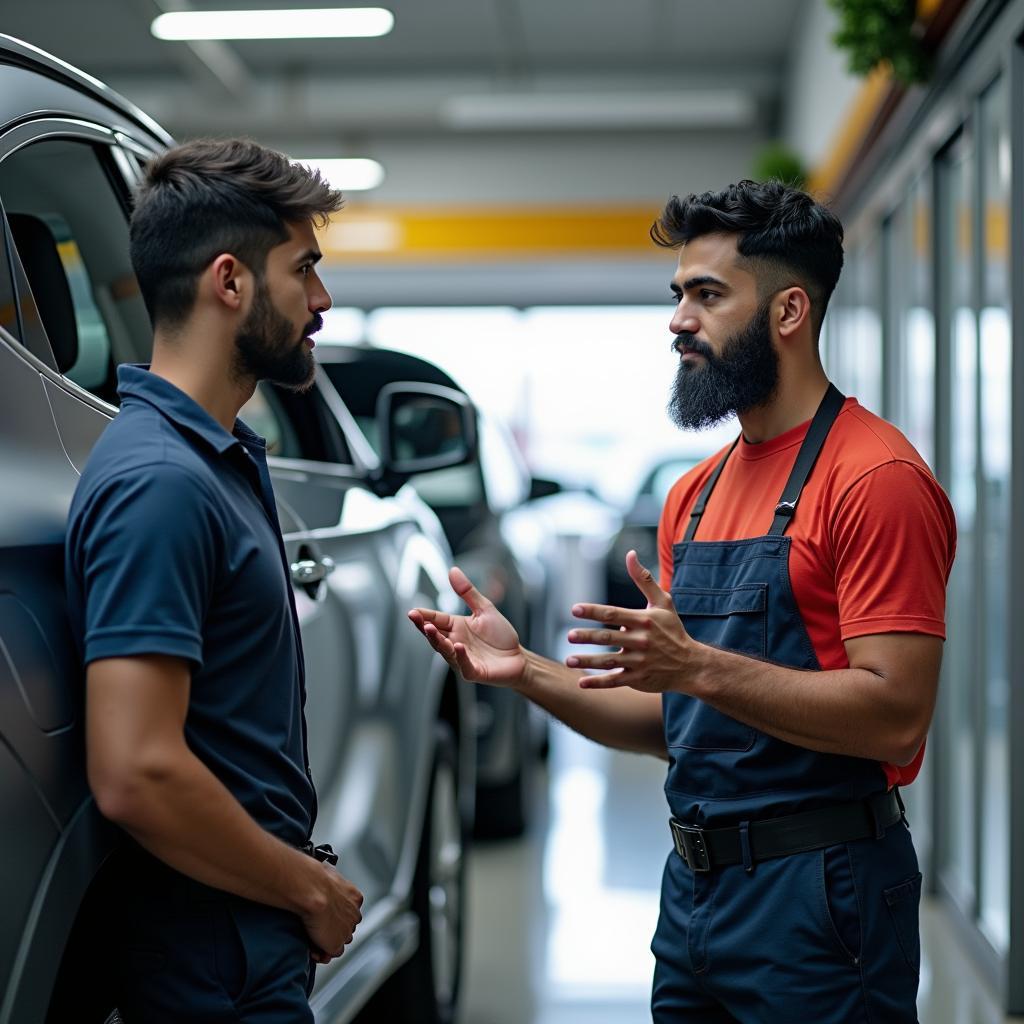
top-left (233, 282), bottom-right (320, 393)
top-left (667, 302), bottom-right (779, 431)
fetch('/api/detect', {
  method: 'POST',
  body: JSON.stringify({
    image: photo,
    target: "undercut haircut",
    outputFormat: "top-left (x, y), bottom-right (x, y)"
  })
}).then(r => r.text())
top-left (129, 138), bottom-right (344, 330)
top-left (651, 180), bottom-right (844, 335)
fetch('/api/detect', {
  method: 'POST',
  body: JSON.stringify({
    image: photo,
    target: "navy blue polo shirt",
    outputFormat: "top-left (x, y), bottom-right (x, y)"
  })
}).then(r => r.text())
top-left (65, 364), bottom-right (315, 846)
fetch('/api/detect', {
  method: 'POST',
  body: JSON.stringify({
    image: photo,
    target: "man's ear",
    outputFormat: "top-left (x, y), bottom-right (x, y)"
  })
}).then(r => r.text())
top-left (207, 253), bottom-right (251, 313)
top-left (775, 286), bottom-right (812, 340)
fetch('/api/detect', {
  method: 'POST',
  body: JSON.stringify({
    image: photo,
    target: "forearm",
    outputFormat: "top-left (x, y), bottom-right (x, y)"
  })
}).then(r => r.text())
top-left (689, 644), bottom-right (926, 765)
top-left (518, 649), bottom-right (666, 758)
top-left (94, 747), bottom-right (322, 915)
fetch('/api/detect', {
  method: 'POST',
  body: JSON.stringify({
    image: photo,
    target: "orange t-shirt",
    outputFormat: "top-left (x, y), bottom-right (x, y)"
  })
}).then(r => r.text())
top-left (657, 397), bottom-right (956, 789)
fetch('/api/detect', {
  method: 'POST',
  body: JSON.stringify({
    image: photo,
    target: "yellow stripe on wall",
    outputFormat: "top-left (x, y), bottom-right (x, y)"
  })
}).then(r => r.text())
top-left (319, 205), bottom-right (665, 262)
top-left (808, 65), bottom-right (893, 200)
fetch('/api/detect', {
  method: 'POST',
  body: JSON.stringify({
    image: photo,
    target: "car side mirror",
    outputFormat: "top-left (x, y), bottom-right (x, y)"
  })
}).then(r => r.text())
top-left (375, 382), bottom-right (477, 483)
top-left (528, 476), bottom-right (562, 501)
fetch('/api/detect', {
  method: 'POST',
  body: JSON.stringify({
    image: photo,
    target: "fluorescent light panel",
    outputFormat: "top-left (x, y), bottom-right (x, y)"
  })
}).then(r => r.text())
top-left (442, 91), bottom-right (756, 130)
top-left (151, 8), bottom-right (394, 41)
top-left (297, 158), bottom-right (385, 191)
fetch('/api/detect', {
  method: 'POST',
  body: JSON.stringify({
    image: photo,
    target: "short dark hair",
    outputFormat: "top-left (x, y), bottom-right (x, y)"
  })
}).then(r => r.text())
top-left (129, 138), bottom-right (344, 330)
top-left (651, 180), bottom-right (844, 334)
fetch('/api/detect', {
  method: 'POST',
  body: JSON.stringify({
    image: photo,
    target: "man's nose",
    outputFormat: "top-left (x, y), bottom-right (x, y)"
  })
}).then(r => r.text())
top-left (670, 303), bottom-right (699, 337)
top-left (311, 280), bottom-right (332, 314)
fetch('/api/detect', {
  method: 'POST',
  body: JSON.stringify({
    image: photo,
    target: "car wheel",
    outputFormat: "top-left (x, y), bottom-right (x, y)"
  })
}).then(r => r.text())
top-left (360, 722), bottom-right (465, 1024)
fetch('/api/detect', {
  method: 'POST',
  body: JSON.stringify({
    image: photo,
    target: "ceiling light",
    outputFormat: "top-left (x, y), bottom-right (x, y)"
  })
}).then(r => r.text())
top-left (297, 158), bottom-right (385, 191)
top-left (442, 91), bottom-right (756, 131)
top-left (151, 8), bottom-right (394, 41)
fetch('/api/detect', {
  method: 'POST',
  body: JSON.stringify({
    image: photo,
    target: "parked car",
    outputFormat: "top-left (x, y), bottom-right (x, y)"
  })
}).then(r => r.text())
top-left (0, 34), bottom-right (475, 1024)
top-left (604, 455), bottom-right (704, 608)
top-left (313, 344), bottom-right (555, 838)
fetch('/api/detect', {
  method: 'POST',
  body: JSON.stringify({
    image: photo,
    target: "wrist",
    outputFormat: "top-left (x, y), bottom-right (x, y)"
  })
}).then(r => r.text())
top-left (287, 848), bottom-right (329, 917)
top-left (679, 640), bottom-right (716, 699)
top-left (518, 647), bottom-right (541, 693)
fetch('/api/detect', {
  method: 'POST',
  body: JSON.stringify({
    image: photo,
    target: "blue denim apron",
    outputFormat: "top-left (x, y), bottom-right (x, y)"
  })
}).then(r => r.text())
top-left (651, 386), bottom-right (923, 1023)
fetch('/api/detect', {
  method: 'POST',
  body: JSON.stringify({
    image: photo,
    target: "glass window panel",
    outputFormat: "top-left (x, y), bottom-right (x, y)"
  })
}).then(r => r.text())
top-left (887, 174), bottom-right (937, 859)
top-left (941, 143), bottom-right (977, 909)
top-left (850, 235), bottom-right (884, 412)
top-left (978, 76), bottom-right (1010, 952)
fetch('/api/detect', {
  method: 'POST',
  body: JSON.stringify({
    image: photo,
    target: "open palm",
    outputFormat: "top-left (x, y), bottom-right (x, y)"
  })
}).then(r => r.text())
top-left (408, 567), bottom-right (526, 685)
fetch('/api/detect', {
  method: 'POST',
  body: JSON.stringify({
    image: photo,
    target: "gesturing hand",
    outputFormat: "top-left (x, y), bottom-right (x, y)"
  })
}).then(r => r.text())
top-left (408, 566), bottom-right (527, 686)
top-left (565, 550), bottom-right (700, 693)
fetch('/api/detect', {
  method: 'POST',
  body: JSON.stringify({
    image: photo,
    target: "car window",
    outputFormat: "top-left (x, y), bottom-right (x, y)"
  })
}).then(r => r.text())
top-left (240, 383), bottom-right (353, 466)
top-left (239, 384), bottom-right (304, 458)
top-left (0, 137), bottom-right (151, 403)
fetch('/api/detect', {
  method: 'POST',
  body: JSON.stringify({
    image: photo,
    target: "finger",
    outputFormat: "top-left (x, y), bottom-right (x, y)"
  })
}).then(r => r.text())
top-left (423, 622), bottom-right (458, 664)
top-left (567, 627), bottom-right (647, 649)
top-left (571, 602), bottom-right (647, 626)
top-left (408, 607), bottom-right (455, 633)
top-left (578, 670), bottom-right (631, 689)
top-left (565, 651), bottom-right (642, 670)
top-left (452, 641), bottom-right (485, 682)
top-left (449, 566), bottom-right (493, 615)
top-left (625, 550), bottom-right (673, 610)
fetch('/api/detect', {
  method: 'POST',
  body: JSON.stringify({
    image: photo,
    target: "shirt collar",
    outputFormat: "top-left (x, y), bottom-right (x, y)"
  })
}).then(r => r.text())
top-left (116, 364), bottom-right (266, 457)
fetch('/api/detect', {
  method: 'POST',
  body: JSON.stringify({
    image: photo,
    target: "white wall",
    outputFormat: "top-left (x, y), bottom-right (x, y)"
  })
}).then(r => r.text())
top-left (781, 0), bottom-right (862, 172)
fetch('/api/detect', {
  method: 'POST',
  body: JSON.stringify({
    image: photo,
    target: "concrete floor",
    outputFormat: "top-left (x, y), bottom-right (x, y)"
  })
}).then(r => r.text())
top-left (460, 723), bottom-right (1013, 1024)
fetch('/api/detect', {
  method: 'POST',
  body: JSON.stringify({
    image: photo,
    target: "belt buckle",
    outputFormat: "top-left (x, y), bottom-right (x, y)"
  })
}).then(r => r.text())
top-left (670, 820), bottom-right (711, 873)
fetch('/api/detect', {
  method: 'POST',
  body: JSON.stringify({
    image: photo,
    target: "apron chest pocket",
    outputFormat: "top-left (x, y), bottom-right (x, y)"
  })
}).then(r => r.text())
top-left (665, 584), bottom-right (767, 752)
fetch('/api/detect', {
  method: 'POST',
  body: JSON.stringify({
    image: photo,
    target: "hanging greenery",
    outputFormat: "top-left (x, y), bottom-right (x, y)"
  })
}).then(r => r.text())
top-left (752, 143), bottom-right (808, 189)
top-left (828, 0), bottom-right (931, 84)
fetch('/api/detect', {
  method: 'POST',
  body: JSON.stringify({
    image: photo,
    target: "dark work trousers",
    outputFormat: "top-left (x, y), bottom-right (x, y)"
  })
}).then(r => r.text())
top-left (652, 385), bottom-right (923, 1023)
top-left (113, 849), bottom-right (316, 1023)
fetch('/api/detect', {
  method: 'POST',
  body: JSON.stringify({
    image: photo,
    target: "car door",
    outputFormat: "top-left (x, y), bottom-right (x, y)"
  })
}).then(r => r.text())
top-left (0, 119), bottom-right (164, 1024)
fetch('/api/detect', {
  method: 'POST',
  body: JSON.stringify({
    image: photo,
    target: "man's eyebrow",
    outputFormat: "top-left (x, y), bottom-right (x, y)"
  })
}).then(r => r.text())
top-left (295, 249), bottom-right (323, 265)
top-left (676, 274), bottom-right (728, 292)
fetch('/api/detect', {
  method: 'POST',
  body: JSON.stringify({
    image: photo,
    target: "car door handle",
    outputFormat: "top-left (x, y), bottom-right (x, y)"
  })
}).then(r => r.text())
top-left (290, 556), bottom-right (335, 587)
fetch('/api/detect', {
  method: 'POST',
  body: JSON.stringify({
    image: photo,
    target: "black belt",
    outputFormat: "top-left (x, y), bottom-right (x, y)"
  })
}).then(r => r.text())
top-left (302, 840), bottom-right (339, 866)
top-left (670, 789), bottom-right (904, 873)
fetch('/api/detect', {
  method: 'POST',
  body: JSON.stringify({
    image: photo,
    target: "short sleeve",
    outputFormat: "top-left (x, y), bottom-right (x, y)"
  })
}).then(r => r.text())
top-left (71, 465), bottom-right (219, 669)
top-left (831, 460), bottom-right (956, 641)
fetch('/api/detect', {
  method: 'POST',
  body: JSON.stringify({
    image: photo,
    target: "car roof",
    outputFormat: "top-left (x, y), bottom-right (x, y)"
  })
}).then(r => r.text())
top-left (0, 33), bottom-right (172, 146)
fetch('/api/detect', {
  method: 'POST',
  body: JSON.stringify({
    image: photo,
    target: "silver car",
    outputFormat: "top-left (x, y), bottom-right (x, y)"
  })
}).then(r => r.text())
top-left (0, 34), bottom-right (474, 1024)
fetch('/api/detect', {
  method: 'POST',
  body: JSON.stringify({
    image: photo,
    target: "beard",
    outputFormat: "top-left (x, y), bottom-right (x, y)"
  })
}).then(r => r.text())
top-left (667, 302), bottom-right (780, 431)
top-left (233, 281), bottom-right (321, 393)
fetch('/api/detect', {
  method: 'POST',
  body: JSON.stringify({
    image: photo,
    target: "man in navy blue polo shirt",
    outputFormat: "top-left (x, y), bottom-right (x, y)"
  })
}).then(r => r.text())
top-left (65, 139), bottom-right (363, 1022)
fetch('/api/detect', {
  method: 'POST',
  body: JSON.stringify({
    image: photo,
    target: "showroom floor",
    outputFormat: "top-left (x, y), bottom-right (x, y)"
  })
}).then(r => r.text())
top-left (460, 722), bottom-right (1012, 1024)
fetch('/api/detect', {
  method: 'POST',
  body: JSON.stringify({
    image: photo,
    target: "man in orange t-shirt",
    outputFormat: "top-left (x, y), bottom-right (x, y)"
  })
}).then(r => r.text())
top-left (409, 180), bottom-right (955, 1022)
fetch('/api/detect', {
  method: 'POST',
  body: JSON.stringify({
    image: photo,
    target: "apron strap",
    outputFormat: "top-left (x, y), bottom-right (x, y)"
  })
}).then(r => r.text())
top-left (767, 383), bottom-right (847, 537)
top-left (683, 437), bottom-right (739, 542)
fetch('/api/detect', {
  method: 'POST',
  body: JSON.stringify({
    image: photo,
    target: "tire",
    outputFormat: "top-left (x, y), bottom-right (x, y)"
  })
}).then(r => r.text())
top-left (359, 722), bottom-right (466, 1024)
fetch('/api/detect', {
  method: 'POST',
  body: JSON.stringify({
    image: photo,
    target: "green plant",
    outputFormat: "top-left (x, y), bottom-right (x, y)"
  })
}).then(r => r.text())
top-left (829, 0), bottom-right (931, 84)
top-left (753, 144), bottom-right (808, 188)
